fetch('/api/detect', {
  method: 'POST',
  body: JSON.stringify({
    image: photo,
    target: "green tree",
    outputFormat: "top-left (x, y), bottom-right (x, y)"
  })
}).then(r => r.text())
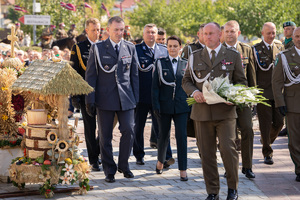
top-left (215, 0), bottom-right (300, 38)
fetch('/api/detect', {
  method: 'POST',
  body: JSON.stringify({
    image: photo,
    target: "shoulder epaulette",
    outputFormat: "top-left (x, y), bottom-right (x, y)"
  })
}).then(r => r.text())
top-left (191, 48), bottom-right (202, 55)
top-left (239, 42), bottom-right (251, 48)
top-left (181, 57), bottom-right (188, 61)
top-left (123, 40), bottom-right (134, 46)
top-left (226, 47), bottom-right (239, 53)
top-left (75, 44), bottom-right (86, 71)
top-left (157, 43), bottom-right (167, 48)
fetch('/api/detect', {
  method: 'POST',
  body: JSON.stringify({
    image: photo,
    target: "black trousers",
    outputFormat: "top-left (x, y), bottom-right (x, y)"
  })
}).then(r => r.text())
top-left (80, 97), bottom-right (99, 165)
top-left (97, 108), bottom-right (135, 176)
top-left (133, 102), bottom-right (172, 160)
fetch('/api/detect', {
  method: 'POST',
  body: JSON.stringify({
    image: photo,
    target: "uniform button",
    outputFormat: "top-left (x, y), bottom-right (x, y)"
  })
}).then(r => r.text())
top-left (211, 70), bottom-right (214, 72)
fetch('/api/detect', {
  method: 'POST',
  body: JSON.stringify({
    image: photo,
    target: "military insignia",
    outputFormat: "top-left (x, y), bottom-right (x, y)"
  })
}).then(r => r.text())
top-left (142, 64), bottom-right (145, 68)
top-left (275, 57), bottom-right (279, 66)
top-left (222, 65), bottom-right (226, 70)
top-left (197, 72), bottom-right (201, 77)
top-left (292, 53), bottom-right (295, 57)
top-left (104, 65), bottom-right (110, 70)
top-left (262, 46), bottom-right (265, 49)
top-left (258, 50), bottom-right (262, 54)
top-left (295, 66), bottom-right (299, 70)
top-left (71, 51), bottom-right (75, 55)
top-left (143, 46), bottom-right (146, 50)
top-left (164, 72), bottom-right (167, 76)
top-left (103, 56), bottom-right (111, 59)
top-left (126, 64), bottom-right (130, 70)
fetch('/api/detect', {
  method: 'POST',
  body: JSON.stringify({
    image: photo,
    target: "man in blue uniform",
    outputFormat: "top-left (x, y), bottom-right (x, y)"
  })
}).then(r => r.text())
top-left (85, 16), bottom-right (139, 183)
top-left (70, 18), bottom-right (101, 171)
top-left (134, 24), bottom-right (173, 167)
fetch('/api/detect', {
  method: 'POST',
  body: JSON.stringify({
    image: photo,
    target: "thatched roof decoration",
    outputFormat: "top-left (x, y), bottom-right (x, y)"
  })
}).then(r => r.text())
top-left (11, 60), bottom-right (93, 96)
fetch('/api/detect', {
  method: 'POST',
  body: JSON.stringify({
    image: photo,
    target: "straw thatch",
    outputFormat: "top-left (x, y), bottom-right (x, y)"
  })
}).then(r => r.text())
top-left (11, 60), bottom-right (93, 96)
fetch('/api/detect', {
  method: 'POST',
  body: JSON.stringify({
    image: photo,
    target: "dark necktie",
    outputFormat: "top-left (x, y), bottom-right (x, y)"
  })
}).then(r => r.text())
top-left (211, 50), bottom-right (216, 64)
top-left (172, 58), bottom-right (177, 64)
top-left (115, 44), bottom-right (119, 56)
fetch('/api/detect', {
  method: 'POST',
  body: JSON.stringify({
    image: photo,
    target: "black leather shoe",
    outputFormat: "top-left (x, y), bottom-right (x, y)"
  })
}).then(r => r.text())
top-left (226, 189), bottom-right (238, 200)
top-left (296, 174), bottom-right (300, 182)
top-left (163, 158), bottom-right (175, 168)
top-left (264, 156), bottom-right (274, 165)
top-left (180, 176), bottom-right (188, 181)
top-left (136, 158), bottom-right (145, 165)
top-left (91, 162), bottom-right (100, 171)
top-left (205, 194), bottom-right (219, 200)
top-left (150, 142), bottom-right (157, 149)
top-left (242, 167), bottom-right (255, 178)
top-left (118, 168), bottom-right (134, 178)
top-left (105, 174), bottom-right (115, 183)
top-left (224, 172), bottom-right (227, 178)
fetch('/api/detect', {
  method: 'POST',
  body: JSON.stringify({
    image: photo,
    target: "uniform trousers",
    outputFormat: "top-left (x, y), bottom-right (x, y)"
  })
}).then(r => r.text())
top-left (80, 97), bottom-right (98, 165)
top-left (236, 107), bottom-right (254, 168)
top-left (195, 118), bottom-right (239, 194)
top-left (157, 113), bottom-right (188, 170)
top-left (97, 108), bottom-right (134, 176)
top-left (286, 112), bottom-right (300, 175)
top-left (257, 100), bottom-right (284, 157)
top-left (133, 102), bottom-right (172, 160)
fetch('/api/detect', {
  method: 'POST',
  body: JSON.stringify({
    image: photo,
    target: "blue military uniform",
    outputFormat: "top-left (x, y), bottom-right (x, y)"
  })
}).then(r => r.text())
top-left (70, 39), bottom-right (99, 166)
top-left (133, 42), bottom-right (169, 162)
top-left (152, 56), bottom-right (190, 170)
top-left (85, 38), bottom-right (139, 176)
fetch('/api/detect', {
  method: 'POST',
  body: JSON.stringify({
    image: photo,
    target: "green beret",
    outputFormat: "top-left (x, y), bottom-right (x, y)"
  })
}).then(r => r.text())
top-left (283, 21), bottom-right (296, 28)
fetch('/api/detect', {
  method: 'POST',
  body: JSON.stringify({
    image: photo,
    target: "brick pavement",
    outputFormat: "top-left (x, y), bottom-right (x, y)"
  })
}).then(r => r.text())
top-left (0, 115), bottom-right (300, 200)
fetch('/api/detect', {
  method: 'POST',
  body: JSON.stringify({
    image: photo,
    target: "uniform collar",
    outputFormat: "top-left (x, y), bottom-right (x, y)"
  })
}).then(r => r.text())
top-left (87, 37), bottom-right (98, 45)
top-left (169, 55), bottom-right (179, 62)
top-left (206, 43), bottom-right (222, 56)
top-left (225, 42), bottom-right (237, 49)
top-left (295, 46), bottom-right (300, 56)
top-left (263, 39), bottom-right (273, 49)
top-left (109, 38), bottom-right (122, 48)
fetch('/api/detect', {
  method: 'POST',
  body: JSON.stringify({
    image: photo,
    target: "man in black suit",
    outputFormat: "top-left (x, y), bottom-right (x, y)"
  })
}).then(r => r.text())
top-left (85, 16), bottom-right (139, 183)
top-left (70, 18), bottom-right (101, 171)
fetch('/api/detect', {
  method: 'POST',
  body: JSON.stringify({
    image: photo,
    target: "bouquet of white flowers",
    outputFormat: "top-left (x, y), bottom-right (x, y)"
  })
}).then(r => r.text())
top-left (186, 76), bottom-right (270, 108)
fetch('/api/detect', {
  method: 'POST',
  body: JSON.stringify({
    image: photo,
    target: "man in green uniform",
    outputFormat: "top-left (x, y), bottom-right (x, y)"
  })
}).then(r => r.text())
top-left (223, 20), bottom-right (256, 179)
top-left (41, 25), bottom-right (55, 49)
top-left (56, 23), bottom-right (68, 40)
top-left (272, 27), bottom-right (300, 182)
top-left (181, 23), bottom-right (206, 59)
top-left (283, 21), bottom-right (296, 49)
top-left (253, 22), bottom-right (284, 165)
top-left (67, 24), bottom-right (78, 38)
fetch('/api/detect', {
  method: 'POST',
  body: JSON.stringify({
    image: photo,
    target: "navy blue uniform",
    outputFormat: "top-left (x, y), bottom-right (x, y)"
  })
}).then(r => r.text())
top-left (70, 39), bottom-right (99, 165)
top-left (133, 42), bottom-right (170, 161)
top-left (85, 38), bottom-right (139, 176)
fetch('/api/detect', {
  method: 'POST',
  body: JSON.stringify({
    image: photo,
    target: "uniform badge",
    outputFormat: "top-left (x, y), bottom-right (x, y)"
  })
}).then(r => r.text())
top-left (262, 46), bottom-right (265, 49)
top-left (222, 65), bottom-right (226, 70)
top-left (143, 46), bottom-right (146, 50)
top-left (275, 57), bottom-right (279, 66)
top-left (258, 50), bottom-right (262, 54)
top-left (104, 65), bottom-right (110, 70)
top-left (71, 51), bottom-right (75, 55)
top-left (164, 72), bottom-right (167, 76)
top-left (295, 66), bottom-right (299, 70)
top-left (142, 64), bottom-right (145, 68)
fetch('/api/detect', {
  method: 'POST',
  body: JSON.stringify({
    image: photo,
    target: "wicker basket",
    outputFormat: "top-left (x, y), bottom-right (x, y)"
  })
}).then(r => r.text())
top-left (27, 109), bottom-right (47, 125)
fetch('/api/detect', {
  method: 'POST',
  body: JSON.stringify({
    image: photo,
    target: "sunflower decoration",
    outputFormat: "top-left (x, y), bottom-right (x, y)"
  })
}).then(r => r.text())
top-left (47, 132), bottom-right (57, 144)
top-left (56, 140), bottom-right (69, 152)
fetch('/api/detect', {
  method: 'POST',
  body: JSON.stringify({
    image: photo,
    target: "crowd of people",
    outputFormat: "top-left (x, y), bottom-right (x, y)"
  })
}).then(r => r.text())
top-left (2, 16), bottom-right (299, 200)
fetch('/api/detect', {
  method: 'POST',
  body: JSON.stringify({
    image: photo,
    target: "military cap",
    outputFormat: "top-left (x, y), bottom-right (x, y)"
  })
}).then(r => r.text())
top-left (283, 21), bottom-right (296, 28)
top-left (15, 22), bottom-right (20, 26)
top-left (50, 25), bottom-right (56, 28)
top-left (59, 23), bottom-right (65, 27)
top-left (71, 24), bottom-right (76, 27)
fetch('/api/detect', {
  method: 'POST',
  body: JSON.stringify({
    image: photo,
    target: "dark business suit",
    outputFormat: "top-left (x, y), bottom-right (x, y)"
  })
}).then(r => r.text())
top-left (253, 40), bottom-right (284, 158)
top-left (70, 39), bottom-right (99, 165)
top-left (152, 57), bottom-right (190, 170)
top-left (133, 42), bottom-right (169, 161)
top-left (85, 38), bottom-right (139, 176)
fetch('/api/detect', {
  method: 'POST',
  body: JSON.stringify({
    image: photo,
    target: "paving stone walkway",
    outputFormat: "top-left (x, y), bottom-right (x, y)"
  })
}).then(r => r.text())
top-left (1, 115), bottom-right (299, 200)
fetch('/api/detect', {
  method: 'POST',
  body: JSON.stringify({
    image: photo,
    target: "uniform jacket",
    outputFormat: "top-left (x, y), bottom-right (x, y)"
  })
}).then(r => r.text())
top-left (272, 46), bottom-right (300, 113)
top-left (253, 40), bottom-right (284, 100)
top-left (223, 42), bottom-right (256, 87)
top-left (181, 41), bottom-right (204, 59)
top-left (56, 28), bottom-right (67, 40)
top-left (284, 40), bottom-right (294, 50)
top-left (182, 45), bottom-right (247, 121)
top-left (85, 38), bottom-right (139, 111)
top-left (152, 57), bottom-right (190, 114)
top-left (70, 39), bottom-right (92, 79)
top-left (135, 41), bottom-right (168, 104)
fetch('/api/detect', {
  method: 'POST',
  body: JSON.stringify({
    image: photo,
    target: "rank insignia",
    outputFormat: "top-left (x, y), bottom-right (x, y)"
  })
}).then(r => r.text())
top-left (104, 65), bottom-right (109, 70)
top-left (164, 72), bottom-right (167, 76)
top-left (142, 64), bottom-right (145, 68)
top-left (71, 51), bottom-right (75, 55)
